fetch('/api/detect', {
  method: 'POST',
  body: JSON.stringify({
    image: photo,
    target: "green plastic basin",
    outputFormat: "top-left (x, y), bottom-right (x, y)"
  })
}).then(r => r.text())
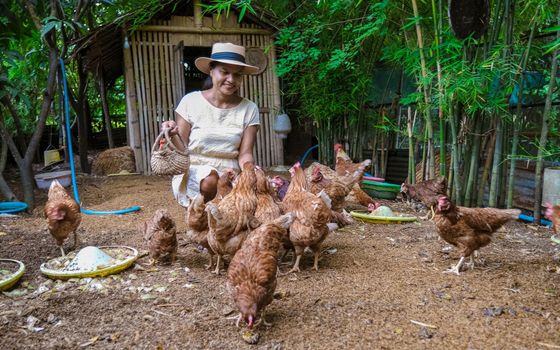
top-left (361, 181), bottom-right (401, 200)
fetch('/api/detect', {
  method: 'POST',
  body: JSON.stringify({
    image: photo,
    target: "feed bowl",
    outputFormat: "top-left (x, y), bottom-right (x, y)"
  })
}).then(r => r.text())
top-left (40, 246), bottom-right (139, 280)
top-left (350, 210), bottom-right (417, 224)
top-left (0, 259), bottom-right (26, 291)
top-left (34, 170), bottom-right (72, 190)
top-left (361, 181), bottom-right (401, 200)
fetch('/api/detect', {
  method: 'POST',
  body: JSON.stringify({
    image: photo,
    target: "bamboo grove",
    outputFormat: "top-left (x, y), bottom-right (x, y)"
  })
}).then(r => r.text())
top-left (265, 0), bottom-right (559, 221)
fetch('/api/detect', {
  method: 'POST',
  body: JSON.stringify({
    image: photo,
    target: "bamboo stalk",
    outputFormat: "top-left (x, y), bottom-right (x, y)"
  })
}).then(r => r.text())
top-left (464, 114), bottom-right (481, 207)
top-left (123, 31), bottom-right (142, 173)
top-left (411, 0), bottom-right (435, 179)
top-left (407, 107), bottom-right (416, 183)
top-left (533, 12), bottom-right (559, 222)
top-left (477, 127), bottom-right (496, 207)
top-left (449, 102), bottom-right (461, 203)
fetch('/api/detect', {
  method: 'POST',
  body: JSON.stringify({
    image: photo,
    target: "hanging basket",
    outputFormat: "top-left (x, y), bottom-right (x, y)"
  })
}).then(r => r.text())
top-left (150, 129), bottom-right (190, 176)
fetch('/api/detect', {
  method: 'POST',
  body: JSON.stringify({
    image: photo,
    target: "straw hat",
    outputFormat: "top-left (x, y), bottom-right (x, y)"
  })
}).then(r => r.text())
top-left (195, 42), bottom-right (259, 75)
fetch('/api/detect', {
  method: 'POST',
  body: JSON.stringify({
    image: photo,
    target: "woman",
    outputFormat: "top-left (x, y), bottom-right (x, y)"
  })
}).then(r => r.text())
top-left (161, 42), bottom-right (260, 207)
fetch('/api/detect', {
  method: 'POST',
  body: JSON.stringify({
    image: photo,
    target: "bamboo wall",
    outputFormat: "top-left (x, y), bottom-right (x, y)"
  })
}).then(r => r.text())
top-left (125, 13), bottom-right (283, 174)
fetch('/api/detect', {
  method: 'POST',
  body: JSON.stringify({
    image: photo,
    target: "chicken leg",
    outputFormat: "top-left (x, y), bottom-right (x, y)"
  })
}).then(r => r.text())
top-left (59, 245), bottom-right (65, 256)
top-left (205, 254), bottom-right (214, 270)
top-left (72, 230), bottom-right (79, 249)
top-left (283, 255), bottom-right (301, 274)
top-left (443, 256), bottom-right (465, 275)
top-left (213, 255), bottom-right (222, 275)
top-left (312, 251), bottom-right (320, 271)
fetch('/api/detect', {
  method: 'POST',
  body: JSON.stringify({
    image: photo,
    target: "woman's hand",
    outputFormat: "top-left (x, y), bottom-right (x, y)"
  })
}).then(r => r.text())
top-left (161, 120), bottom-right (179, 136)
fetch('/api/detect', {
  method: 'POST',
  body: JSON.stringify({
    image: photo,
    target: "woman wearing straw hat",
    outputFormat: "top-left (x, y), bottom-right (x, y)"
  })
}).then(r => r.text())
top-left (161, 42), bottom-right (260, 207)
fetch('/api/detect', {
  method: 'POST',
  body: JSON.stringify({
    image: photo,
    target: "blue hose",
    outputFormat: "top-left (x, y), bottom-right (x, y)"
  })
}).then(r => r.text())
top-left (300, 144), bottom-right (319, 165)
top-left (0, 202), bottom-right (28, 214)
top-left (518, 213), bottom-right (551, 227)
top-left (59, 58), bottom-right (141, 215)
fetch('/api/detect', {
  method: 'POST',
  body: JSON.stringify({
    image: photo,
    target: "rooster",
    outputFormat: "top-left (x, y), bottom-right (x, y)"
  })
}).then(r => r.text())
top-left (44, 179), bottom-right (81, 256)
top-left (281, 162), bottom-right (331, 273)
top-left (227, 213), bottom-right (294, 328)
top-left (144, 209), bottom-right (178, 265)
top-left (434, 195), bottom-right (521, 274)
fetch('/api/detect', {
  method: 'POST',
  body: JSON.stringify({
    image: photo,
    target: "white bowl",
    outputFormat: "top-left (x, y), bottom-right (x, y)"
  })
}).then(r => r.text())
top-left (34, 170), bottom-right (72, 190)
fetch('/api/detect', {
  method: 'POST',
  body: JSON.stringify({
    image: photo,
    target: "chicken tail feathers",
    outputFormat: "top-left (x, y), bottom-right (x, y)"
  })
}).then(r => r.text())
top-left (273, 212), bottom-right (295, 229)
top-left (503, 208), bottom-right (521, 219)
top-left (317, 190), bottom-right (332, 209)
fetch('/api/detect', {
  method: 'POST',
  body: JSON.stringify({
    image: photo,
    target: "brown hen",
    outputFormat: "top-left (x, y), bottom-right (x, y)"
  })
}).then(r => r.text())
top-left (281, 162), bottom-right (331, 273)
top-left (401, 176), bottom-right (447, 219)
top-left (44, 179), bottom-right (81, 256)
top-left (144, 209), bottom-right (178, 265)
top-left (206, 162), bottom-right (260, 274)
top-left (227, 213), bottom-right (294, 328)
top-left (254, 166), bottom-right (282, 223)
top-left (434, 196), bottom-right (520, 274)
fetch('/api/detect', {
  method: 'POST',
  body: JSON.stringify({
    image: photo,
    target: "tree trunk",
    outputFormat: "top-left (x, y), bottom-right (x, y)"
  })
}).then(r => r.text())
top-left (533, 24), bottom-right (559, 223)
top-left (0, 136), bottom-right (17, 201)
top-left (97, 66), bottom-right (115, 149)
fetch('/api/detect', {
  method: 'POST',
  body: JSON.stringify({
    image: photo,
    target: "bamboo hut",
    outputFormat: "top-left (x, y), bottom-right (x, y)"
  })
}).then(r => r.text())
top-left (76, 0), bottom-right (283, 174)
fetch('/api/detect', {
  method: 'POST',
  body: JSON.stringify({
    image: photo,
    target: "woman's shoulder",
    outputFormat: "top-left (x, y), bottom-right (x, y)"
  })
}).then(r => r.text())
top-left (240, 97), bottom-right (258, 111)
top-left (183, 91), bottom-right (203, 102)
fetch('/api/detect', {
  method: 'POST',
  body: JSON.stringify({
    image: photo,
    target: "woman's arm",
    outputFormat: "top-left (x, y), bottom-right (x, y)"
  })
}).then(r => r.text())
top-left (238, 125), bottom-right (258, 167)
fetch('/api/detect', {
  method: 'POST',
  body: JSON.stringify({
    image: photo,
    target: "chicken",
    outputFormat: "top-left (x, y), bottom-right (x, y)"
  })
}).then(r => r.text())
top-left (281, 162), bottom-right (332, 273)
top-left (185, 170), bottom-right (236, 270)
top-left (334, 143), bottom-right (371, 177)
top-left (434, 195), bottom-right (521, 275)
top-left (254, 166), bottom-right (282, 223)
top-left (270, 175), bottom-right (290, 201)
top-left (310, 162), bottom-right (369, 209)
top-left (545, 203), bottom-right (560, 236)
top-left (401, 176), bottom-right (447, 219)
top-left (227, 213), bottom-right (294, 328)
top-left (143, 209), bottom-right (178, 265)
top-left (309, 165), bottom-right (365, 226)
top-left (44, 179), bottom-right (81, 256)
top-left (212, 168), bottom-right (236, 204)
top-left (206, 162), bottom-right (260, 274)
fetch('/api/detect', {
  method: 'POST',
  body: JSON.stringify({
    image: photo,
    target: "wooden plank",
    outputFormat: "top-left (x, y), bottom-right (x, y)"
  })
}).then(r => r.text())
top-left (142, 31), bottom-right (155, 174)
top-left (133, 32), bottom-right (148, 173)
top-left (123, 31), bottom-right (142, 172)
top-left (164, 33), bottom-right (174, 120)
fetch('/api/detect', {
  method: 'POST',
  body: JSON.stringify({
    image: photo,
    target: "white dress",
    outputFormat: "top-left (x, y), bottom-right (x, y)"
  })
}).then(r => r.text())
top-left (171, 91), bottom-right (260, 207)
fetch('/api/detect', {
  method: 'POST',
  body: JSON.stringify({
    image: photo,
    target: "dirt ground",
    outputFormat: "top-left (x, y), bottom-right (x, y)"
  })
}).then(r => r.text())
top-left (1, 174), bottom-right (559, 349)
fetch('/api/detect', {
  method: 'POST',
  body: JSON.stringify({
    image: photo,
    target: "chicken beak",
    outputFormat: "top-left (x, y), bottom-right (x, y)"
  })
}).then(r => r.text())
top-left (247, 315), bottom-right (254, 328)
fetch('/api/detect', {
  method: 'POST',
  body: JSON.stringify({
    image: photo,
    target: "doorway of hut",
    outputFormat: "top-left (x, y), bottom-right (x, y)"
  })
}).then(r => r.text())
top-left (183, 46), bottom-right (211, 94)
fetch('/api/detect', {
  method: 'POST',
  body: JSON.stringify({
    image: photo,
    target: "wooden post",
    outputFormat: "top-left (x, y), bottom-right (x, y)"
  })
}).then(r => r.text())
top-left (123, 33), bottom-right (142, 173)
top-left (193, 0), bottom-right (202, 29)
top-left (96, 63), bottom-right (115, 148)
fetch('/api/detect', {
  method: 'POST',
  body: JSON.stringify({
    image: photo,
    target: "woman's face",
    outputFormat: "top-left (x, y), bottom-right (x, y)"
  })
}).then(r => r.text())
top-left (210, 63), bottom-right (244, 95)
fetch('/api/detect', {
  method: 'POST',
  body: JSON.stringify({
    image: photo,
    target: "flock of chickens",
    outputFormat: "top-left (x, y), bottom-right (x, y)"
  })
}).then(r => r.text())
top-left (43, 144), bottom-right (560, 329)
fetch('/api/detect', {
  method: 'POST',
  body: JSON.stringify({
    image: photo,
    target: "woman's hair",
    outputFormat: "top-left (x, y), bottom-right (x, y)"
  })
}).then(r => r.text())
top-left (201, 62), bottom-right (217, 90)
